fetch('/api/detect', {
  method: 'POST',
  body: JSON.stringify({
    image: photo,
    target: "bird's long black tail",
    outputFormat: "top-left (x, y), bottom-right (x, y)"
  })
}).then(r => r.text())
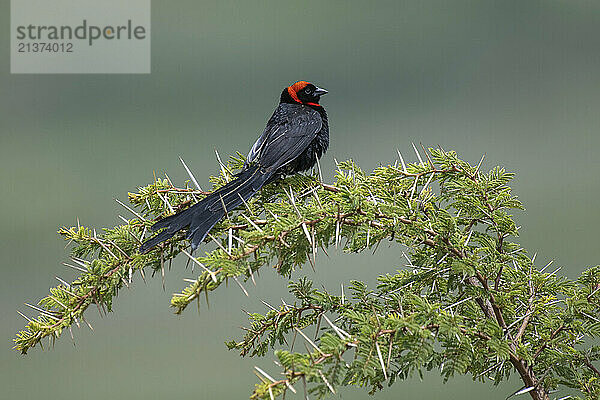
top-left (139, 165), bottom-right (271, 253)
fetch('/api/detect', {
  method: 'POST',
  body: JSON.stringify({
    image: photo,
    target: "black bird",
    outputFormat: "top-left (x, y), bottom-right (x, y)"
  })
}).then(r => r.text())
top-left (140, 81), bottom-right (329, 253)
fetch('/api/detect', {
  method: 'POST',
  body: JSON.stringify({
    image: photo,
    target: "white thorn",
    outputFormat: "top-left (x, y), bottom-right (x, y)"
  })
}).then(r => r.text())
top-left (294, 327), bottom-right (324, 355)
top-left (254, 366), bottom-right (276, 383)
top-left (540, 260), bottom-right (554, 273)
top-left (55, 276), bottom-right (71, 288)
top-left (261, 299), bottom-right (277, 312)
top-left (181, 249), bottom-right (217, 283)
top-left (412, 142), bottom-right (425, 165)
top-left (63, 261), bottom-right (87, 273)
top-left (17, 310), bottom-right (32, 323)
top-left (208, 233), bottom-right (232, 256)
top-left (157, 192), bottom-right (175, 214)
top-left (241, 214), bottom-right (263, 232)
top-left (464, 230), bottom-right (473, 247)
top-left (315, 157), bottom-right (323, 183)
top-left (420, 171), bottom-right (435, 196)
top-left (214, 149), bottom-right (230, 182)
top-left (115, 198), bottom-right (146, 221)
top-left (474, 154), bottom-right (486, 176)
top-left (376, 341), bottom-right (388, 380)
top-left (232, 276), bottom-right (249, 297)
top-left (238, 193), bottom-right (254, 216)
top-left (228, 228), bottom-right (233, 254)
top-left (322, 314), bottom-right (348, 339)
top-left (318, 369), bottom-right (336, 394)
top-left (397, 149), bottom-right (407, 173)
top-left (179, 156), bottom-right (203, 191)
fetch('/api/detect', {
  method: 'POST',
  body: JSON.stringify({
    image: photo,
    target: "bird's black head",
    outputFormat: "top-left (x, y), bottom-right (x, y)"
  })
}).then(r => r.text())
top-left (280, 81), bottom-right (328, 107)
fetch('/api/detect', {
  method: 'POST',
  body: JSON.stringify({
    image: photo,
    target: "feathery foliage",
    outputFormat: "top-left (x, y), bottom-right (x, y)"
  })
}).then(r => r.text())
top-left (14, 149), bottom-right (600, 400)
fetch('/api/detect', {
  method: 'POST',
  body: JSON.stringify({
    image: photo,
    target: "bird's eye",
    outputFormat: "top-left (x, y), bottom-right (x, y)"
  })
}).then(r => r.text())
top-left (305, 88), bottom-right (312, 94)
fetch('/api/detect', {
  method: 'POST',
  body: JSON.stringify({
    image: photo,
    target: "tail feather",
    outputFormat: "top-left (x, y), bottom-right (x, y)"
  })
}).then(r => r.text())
top-left (138, 229), bottom-right (177, 253)
top-left (186, 170), bottom-right (266, 249)
top-left (188, 212), bottom-right (222, 249)
top-left (150, 204), bottom-right (200, 232)
top-left (139, 165), bottom-right (270, 253)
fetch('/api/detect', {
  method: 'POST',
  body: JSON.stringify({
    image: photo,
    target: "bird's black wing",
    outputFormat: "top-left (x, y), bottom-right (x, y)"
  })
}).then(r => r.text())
top-left (249, 103), bottom-right (322, 171)
top-left (201, 105), bottom-right (320, 213)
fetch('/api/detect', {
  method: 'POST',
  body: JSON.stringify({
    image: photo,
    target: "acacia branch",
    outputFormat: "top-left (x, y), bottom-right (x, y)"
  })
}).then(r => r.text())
top-left (14, 149), bottom-right (600, 400)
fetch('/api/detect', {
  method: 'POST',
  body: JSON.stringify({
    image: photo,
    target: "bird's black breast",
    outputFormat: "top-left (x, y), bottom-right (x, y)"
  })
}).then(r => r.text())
top-left (283, 105), bottom-right (329, 175)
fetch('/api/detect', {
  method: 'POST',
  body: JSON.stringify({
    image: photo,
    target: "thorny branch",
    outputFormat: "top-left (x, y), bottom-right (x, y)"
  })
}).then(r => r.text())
top-left (14, 149), bottom-right (600, 400)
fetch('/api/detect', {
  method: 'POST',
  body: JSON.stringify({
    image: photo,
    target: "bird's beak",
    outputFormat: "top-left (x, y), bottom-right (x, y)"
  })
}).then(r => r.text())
top-left (314, 87), bottom-right (328, 96)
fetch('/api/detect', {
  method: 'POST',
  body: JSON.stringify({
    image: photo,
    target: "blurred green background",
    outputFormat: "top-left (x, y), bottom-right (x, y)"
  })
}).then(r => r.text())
top-left (2, 1), bottom-right (600, 399)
